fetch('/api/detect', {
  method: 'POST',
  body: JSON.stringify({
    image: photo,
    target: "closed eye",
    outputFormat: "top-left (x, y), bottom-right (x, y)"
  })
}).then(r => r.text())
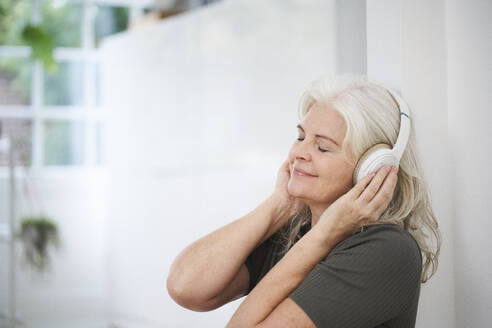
top-left (296, 137), bottom-right (330, 153)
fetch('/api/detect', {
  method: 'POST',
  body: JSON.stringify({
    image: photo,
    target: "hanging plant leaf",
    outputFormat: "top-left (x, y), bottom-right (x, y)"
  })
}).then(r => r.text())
top-left (17, 215), bottom-right (61, 273)
top-left (21, 24), bottom-right (58, 73)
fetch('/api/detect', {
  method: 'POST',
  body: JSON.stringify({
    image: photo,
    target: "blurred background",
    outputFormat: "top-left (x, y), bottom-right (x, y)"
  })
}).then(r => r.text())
top-left (0, 0), bottom-right (490, 327)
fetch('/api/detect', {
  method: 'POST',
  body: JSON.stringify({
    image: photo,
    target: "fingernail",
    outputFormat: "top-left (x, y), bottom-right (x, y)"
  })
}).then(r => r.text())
top-left (392, 166), bottom-right (399, 172)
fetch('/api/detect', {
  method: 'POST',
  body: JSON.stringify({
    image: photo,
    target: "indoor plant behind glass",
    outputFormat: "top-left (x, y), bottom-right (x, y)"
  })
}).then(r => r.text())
top-left (17, 215), bottom-right (60, 273)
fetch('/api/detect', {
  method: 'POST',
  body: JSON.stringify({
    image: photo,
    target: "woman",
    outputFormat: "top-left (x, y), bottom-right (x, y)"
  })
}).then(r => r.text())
top-left (167, 74), bottom-right (441, 327)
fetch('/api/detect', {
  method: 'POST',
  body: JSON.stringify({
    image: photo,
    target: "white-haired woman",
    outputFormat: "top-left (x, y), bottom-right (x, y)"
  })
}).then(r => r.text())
top-left (167, 74), bottom-right (441, 327)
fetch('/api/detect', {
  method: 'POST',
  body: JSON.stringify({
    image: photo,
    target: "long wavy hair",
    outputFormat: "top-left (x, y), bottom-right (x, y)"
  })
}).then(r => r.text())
top-left (275, 74), bottom-right (441, 284)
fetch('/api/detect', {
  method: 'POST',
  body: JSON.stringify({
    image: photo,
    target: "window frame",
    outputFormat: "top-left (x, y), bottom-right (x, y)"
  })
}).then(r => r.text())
top-left (0, 0), bottom-right (146, 178)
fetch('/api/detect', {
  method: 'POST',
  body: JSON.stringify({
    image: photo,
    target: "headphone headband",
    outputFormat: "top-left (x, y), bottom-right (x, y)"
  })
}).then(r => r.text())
top-left (352, 85), bottom-right (412, 185)
top-left (383, 87), bottom-right (411, 162)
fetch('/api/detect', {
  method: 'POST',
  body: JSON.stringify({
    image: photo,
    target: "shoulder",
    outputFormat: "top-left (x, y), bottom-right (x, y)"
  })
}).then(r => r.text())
top-left (287, 223), bottom-right (422, 327)
top-left (329, 223), bottom-right (422, 279)
top-left (337, 223), bottom-right (421, 256)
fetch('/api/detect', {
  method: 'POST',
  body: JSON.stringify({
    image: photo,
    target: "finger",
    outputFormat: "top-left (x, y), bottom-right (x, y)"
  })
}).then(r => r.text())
top-left (359, 165), bottom-right (392, 202)
top-left (370, 166), bottom-right (399, 211)
top-left (285, 160), bottom-right (293, 174)
top-left (281, 159), bottom-right (290, 172)
top-left (350, 170), bottom-right (377, 199)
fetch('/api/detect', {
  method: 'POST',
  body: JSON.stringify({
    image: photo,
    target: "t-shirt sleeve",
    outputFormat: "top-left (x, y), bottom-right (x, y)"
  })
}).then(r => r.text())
top-left (288, 226), bottom-right (422, 328)
top-left (244, 233), bottom-right (283, 295)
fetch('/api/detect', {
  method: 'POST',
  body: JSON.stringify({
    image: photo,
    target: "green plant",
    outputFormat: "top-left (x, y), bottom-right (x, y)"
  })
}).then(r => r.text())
top-left (21, 24), bottom-right (57, 73)
top-left (17, 215), bottom-right (61, 273)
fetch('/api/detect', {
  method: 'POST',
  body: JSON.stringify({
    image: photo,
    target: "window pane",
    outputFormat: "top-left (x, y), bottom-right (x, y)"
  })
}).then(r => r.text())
top-left (41, 0), bottom-right (82, 48)
top-left (94, 5), bottom-right (129, 48)
top-left (43, 60), bottom-right (84, 106)
top-left (0, 57), bottom-right (33, 106)
top-left (0, 0), bottom-right (31, 46)
top-left (44, 119), bottom-right (84, 165)
top-left (0, 118), bottom-right (32, 167)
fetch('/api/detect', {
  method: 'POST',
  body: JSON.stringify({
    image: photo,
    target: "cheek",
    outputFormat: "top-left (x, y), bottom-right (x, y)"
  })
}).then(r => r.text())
top-left (316, 176), bottom-right (333, 194)
top-left (313, 160), bottom-right (335, 177)
top-left (315, 161), bottom-right (352, 189)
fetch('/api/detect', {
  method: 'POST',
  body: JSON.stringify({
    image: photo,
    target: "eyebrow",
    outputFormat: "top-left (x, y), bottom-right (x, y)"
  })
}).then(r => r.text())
top-left (296, 124), bottom-right (340, 147)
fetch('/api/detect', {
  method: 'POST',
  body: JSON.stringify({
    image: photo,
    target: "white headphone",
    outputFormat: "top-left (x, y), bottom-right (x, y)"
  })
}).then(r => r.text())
top-left (352, 87), bottom-right (411, 185)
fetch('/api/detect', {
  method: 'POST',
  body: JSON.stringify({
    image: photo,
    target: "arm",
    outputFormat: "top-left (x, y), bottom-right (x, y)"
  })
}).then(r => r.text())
top-left (227, 165), bottom-right (399, 327)
top-left (167, 194), bottom-right (291, 310)
top-left (226, 225), bottom-right (337, 327)
top-left (230, 224), bottom-right (422, 328)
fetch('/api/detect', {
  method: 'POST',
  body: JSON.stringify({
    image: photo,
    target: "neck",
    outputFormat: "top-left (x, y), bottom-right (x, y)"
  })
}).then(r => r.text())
top-left (307, 202), bottom-right (331, 228)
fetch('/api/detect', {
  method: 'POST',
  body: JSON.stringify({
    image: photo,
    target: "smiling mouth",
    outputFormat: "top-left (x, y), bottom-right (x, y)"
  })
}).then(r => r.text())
top-left (293, 168), bottom-right (317, 177)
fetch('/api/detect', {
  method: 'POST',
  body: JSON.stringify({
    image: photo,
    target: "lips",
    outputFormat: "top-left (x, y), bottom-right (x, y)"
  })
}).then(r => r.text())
top-left (293, 167), bottom-right (318, 177)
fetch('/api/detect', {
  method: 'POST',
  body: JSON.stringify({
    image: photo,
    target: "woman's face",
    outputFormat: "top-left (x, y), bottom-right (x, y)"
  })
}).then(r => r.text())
top-left (288, 102), bottom-right (356, 205)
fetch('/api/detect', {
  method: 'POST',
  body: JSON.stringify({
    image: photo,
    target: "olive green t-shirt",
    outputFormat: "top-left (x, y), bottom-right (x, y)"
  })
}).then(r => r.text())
top-left (245, 223), bottom-right (422, 328)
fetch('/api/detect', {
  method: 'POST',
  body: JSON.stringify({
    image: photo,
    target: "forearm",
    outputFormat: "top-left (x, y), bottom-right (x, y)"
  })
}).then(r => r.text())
top-left (167, 194), bottom-right (291, 304)
top-left (227, 226), bottom-right (339, 327)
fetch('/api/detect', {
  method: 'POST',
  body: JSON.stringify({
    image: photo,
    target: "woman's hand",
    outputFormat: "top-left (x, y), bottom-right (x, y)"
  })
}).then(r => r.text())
top-left (315, 164), bottom-right (399, 244)
top-left (271, 159), bottom-right (304, 219)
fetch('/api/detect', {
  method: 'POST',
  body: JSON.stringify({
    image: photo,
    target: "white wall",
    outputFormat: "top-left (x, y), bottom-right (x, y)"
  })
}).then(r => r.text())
top-left (102, 0), bottom-right (340, 326)
top-left (335, 0), bottom-right (367, 74)
top-left (446, 0), bottom-right (492, 326)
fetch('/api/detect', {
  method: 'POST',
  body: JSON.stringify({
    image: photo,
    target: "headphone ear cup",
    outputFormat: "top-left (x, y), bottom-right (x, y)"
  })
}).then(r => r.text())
top-left (353, 143), bottom-right (392, 185)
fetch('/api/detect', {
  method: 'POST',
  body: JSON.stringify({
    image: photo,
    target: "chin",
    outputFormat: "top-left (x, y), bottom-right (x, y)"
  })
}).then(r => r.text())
top-left (287, 182), bottom-right (310, 199)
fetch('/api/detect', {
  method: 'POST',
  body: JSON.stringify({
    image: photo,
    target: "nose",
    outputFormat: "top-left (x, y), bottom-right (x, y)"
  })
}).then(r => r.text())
top-left (290, 138), bottom-right (312, 162)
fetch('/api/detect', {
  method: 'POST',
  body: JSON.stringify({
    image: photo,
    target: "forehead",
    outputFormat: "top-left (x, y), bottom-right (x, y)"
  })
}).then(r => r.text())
top-left (300, 102), bottom-right (347, 141)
